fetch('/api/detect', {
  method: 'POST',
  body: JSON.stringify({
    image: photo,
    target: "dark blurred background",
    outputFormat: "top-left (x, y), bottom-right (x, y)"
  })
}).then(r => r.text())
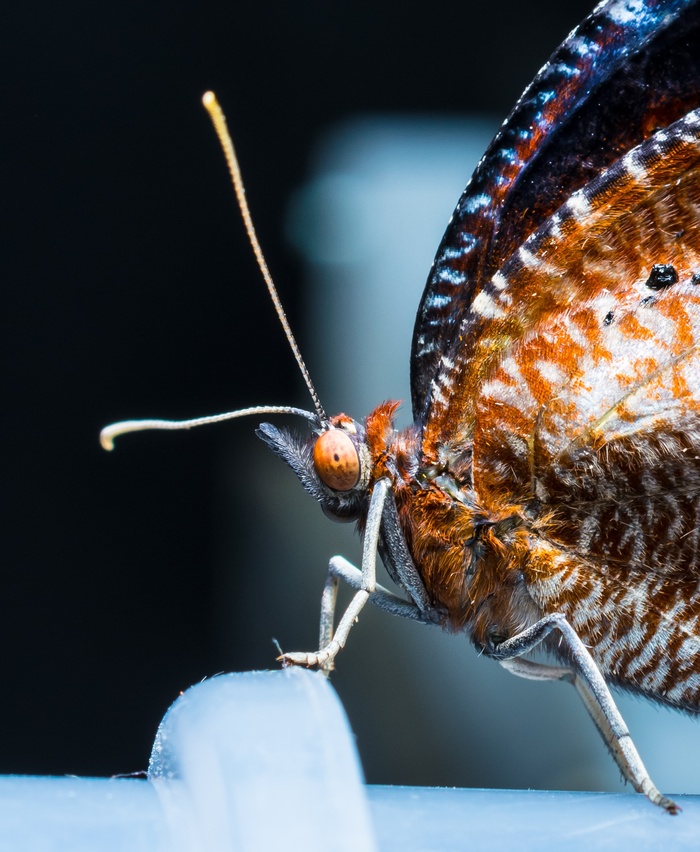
top-left (10, 0), bottom-right (695, 796)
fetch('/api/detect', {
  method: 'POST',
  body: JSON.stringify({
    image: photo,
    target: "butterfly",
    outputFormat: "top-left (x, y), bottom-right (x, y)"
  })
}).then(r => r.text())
top-left (103, 0), bottom-right (700, 813)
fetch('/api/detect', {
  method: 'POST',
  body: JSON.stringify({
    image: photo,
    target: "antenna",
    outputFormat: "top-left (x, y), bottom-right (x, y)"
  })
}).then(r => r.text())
top-left (202, 91), bottom-right (326, 423)
top-left (100, 406), bottom-right (319, 451)
top-left (101, 93), bottom-right (329, 451)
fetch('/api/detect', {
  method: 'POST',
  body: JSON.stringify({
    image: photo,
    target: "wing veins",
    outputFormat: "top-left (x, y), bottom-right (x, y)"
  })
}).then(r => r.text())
top-left (554, 339), bottom-right (700, 461)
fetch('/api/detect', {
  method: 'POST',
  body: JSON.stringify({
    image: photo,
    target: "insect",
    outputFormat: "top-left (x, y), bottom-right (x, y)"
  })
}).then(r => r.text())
top-left (103, 0), bottom-right (700, 813)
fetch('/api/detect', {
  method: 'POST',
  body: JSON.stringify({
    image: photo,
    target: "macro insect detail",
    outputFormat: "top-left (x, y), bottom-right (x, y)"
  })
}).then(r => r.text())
top-left (103, 0), bottom-right (700, 813)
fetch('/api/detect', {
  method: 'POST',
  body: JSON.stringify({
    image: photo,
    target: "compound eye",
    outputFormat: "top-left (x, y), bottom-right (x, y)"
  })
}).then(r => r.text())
top-left (313, 429), bottom-right (360, 491)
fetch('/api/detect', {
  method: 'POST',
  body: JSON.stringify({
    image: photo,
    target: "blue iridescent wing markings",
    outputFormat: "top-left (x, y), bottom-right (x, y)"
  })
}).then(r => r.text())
top-left (411, 0), bottom-right (700, 424)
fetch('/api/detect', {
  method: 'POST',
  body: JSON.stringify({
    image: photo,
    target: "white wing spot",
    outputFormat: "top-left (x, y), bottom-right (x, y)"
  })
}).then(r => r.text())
top-left (492, 271), bottom-right (509, 292)
top-left (518, 246), bottom-right (541, 269)
top-left (472, 291), bottom-right (505, 318)
top-left (567, 192), bottom-right (591, 221)
top-left (625, 154), bottom-right (649, 183)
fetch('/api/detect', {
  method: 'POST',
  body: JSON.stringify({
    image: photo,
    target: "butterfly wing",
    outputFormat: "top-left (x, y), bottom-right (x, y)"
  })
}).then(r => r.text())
top-left (412, 0), bottom-right (700, 428)
top-left (471, 110), bottom-right (700, 583)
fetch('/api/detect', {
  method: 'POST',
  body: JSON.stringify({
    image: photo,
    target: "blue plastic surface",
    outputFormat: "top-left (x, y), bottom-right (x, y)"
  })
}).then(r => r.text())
top-left (0, 775), bottom-right (165, 852)
top-left (1, 670), bottom-right (699, 850)
top-left (368, 786), bottom-right (700, 851)
top-left (148, 668), bottom-right (375, 851)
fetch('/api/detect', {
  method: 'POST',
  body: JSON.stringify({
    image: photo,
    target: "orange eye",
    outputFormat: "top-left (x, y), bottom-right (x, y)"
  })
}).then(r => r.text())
top-left (313, 429), bottom-right (360, 491)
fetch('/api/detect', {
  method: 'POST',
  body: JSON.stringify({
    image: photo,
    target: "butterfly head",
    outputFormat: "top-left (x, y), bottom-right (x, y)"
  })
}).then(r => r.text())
top-left (257, 412), bottom-right (372, 523)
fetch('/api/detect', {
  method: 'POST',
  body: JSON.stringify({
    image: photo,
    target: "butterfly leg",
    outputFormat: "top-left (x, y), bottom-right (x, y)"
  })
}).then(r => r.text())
top-left (281, 478), bottom-right (415, 673)
top-left (493, 614), bottom-right (678, 814)
top-left (295, 555), bottom-right (427, 675)
top-left (326, 556), bottom-right (429, 622)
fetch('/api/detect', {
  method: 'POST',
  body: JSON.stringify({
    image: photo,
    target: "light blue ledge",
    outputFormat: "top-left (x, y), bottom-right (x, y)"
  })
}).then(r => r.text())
top-left (0, 669), bottom-right (698, 851)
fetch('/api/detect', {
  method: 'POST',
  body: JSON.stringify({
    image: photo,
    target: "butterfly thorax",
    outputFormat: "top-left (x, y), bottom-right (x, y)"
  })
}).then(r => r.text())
top-left (364, 402), bottom-right (545, 648)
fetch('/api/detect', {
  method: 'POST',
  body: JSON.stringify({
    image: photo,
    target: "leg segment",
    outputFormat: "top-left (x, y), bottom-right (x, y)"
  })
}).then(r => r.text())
top-left (327, 556), bottom-right (428, 621)
top-left (495, 614), bottom-right (678, 814)
top-left (280, 479), bottom-right (426, 673)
